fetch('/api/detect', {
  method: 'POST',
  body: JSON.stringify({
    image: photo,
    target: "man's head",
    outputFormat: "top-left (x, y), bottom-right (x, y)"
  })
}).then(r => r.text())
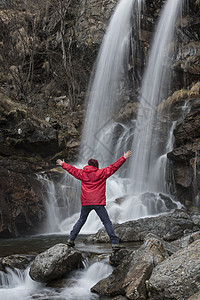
top-left (88, 158), bottom-right (99, 169)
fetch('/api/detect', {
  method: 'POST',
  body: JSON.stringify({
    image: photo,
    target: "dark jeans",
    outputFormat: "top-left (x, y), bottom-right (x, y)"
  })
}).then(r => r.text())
top-left (69, 205), bottom-right (119, 244)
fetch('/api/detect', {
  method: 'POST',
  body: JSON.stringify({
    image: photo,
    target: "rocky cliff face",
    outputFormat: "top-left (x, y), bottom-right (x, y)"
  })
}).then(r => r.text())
top-left (0, 0), bottom-right (200, 237)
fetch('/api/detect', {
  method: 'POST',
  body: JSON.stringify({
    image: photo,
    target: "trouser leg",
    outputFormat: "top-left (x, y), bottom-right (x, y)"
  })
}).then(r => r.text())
top-left (69, 206), bottom-right (91, 241)
top-left (94, 205), bottom-right (119, 244)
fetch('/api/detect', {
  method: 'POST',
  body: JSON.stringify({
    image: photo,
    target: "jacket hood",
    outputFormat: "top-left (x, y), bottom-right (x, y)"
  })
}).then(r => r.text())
top-left (83, 165), bottom-right (99, 173)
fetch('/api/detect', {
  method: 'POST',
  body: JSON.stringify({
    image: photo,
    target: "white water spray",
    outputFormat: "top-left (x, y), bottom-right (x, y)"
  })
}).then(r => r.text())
top-left (38, 172), bottom-right (81, 233)
top-left (0, 267), bottom-right (41, 300)
top-left (0, 261), bottom-right (112, 300)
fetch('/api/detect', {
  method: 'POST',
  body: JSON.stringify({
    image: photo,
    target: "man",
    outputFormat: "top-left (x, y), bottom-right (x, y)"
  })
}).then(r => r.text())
top-left (56, 150), bottom-right (131, 250)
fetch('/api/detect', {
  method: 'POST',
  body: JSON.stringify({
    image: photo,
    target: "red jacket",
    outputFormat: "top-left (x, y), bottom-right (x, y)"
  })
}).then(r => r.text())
top-left (61, 156), bottom-right (126, 206)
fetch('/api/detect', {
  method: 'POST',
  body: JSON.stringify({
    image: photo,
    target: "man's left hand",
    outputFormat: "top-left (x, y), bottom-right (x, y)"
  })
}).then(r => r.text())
top-left (56, 159), bottom-right (65, 166)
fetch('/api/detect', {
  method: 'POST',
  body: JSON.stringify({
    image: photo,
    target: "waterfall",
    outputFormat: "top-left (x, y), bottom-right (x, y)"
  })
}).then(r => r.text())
top-left (39, 0), bottom-right (146, 234)
top-left (79, 0), bottom-right (145, 165)
top-left (129, 0), bottom-right (182, 194)
top-left (0, 267), bottom-right (41, 300)
top-left (60, 259), bottom-right (113, 299)
top-left (38, 173), bottom-right (81, 233)
top-left (41, 0), bottom-right (184, 234)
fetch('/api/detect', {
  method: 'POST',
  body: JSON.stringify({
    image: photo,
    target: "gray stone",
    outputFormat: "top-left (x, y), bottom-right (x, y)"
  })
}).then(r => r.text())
top-left (0, 164), bottom-right (44, 238)
top-left (187, 291), bottom-right (200, 300)
top-left (148, 239), bottom-right (200, 300)
top-left (1, 254), bottom-right (35, 270)
top-left (85, 210), bottom-right (200, 244)
top-left (112, 296), bottom-right (127, 300)
top-left (29, 243), bottom-right (83, 283)
top-left (91, 235), bottom-right (168, 299)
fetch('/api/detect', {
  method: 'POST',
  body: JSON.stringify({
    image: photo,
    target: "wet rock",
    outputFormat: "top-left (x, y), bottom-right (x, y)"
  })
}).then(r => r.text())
top-left (29, 243), bottom-right (83, 283)
top-left (173, 109), bottom-right (200, 148)
top-left (188, 291), bottom-right (200, 300)
top-left (173, 42), bottom-right (200, 75)
top-left (91, 234), bottom-right (168, 299)
top-left (139, 192), bottom-right (177, 213)
top-left (148, 239), bottom-right (200, 300)
top-left (0, 93), bottom-right (58, 159)
top-left (112, 296), bottom-right (127, 300)
top-left (1, 255), bottom-right (35, 271)
top-left (47, 278), bottom-right (76, 288)
top-left (167, 105), bottom-right (200, 208)
top-left (169, 231), bottom-right (200, 252)
top-left (161, 231), bottom-right (200, 256)
top-left (85, 210), bottom-right (200, 244)
top-left (109, 248), bottom-right (131, 267)
top-left (0, 258), bottom-right (4, 272)
top-left (158, 82), bottom-right (200, 121)
top-left (75, 0), bottom-right (118, 47)
top-left (0, 165), bottom-right (44, 238)
top-left (116, 102), bottom-right (138, 124)
top-left (168, 142), bottom-right (199, 165)
top-left (159, 81), bottom-right (200, 210)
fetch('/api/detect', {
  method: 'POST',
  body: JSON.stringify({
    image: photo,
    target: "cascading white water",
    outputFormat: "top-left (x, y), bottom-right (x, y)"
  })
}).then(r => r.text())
top-left (60, 259), bottom-right (113, 299)
top-left (0, 260), bottom-right (112, 300)
top-left (0, 267), bottom-right (41, 300)
top-left (38, 172), bottom-right (81, 233)
top-left (129, 0), bottom-right (182, 194)
top-left (80, 0), bottom-right (145, 165)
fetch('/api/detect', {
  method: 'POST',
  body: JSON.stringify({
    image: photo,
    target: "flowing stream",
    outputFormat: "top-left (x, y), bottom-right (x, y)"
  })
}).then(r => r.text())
top-left (0, 260), bottom-right (112, 300)
top-left (0, 235), bottom-right (141, 300)
top-left (0, 235), bottom-right (117, 300)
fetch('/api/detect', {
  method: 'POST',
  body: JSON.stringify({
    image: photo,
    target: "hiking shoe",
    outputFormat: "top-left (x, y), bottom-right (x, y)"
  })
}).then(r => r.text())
top-left (66, 239), bottom-right (75, 247)
top-left (112, 244), bottom-right (125, 251)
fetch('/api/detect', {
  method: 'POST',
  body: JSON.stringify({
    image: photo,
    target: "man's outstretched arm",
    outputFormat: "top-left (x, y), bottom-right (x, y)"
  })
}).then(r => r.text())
top-left (102, 150), bottom-right (132, 179)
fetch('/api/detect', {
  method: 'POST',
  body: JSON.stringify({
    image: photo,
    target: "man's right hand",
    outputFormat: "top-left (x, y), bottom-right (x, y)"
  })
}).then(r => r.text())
top-left (124, 150), bottom-right (132, 159)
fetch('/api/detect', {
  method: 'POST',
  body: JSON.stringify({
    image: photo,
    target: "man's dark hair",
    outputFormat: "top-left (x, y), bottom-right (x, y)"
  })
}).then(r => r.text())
top-left (88, 159), bottom-right (99, 169)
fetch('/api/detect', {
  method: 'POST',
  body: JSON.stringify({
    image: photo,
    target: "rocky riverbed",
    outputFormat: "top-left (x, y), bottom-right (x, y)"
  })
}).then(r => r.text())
top-left (1, 210), bottom-right (200, 299)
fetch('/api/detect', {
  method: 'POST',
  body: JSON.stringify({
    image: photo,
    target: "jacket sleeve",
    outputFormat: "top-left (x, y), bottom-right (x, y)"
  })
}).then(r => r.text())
top-left (101, 156), bottom-right (126, 179)
top-left (61, 162), bottom-right (83, 180)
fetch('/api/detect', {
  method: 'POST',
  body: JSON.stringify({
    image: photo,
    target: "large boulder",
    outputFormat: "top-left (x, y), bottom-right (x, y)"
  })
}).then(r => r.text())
top-left (0, 163), bottom-right (44, 238)
top-left (29, 243), bottom-right (83, 283)
top-left (148, 239), bottom-right (200, 300)
top-left (91, 234), bottom-right (168, 299)
top-left (85, 210), bottom-right (200, 244)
